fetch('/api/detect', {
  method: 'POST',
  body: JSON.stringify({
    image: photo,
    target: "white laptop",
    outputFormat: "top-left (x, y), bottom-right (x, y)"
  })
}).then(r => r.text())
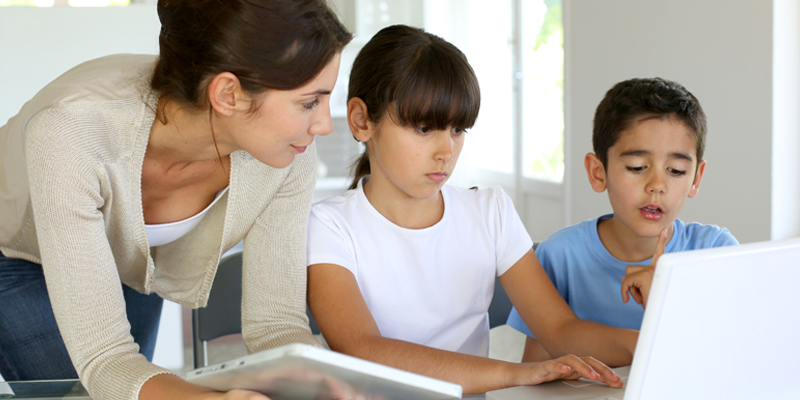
top-left (488, 237), bottom-right (800, 400)
top-left (186, 343), bottom-right (462, 400)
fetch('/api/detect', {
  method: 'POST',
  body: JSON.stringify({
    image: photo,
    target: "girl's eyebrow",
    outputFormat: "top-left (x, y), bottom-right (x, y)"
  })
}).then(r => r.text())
top-left (619, 149), bottom-right (694, 162)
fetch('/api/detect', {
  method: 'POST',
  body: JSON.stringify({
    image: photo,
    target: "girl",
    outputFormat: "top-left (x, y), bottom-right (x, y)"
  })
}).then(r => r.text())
top-left (0, 1), bottom-right (350, 399)
top-left (306, 25), bottom-right (636, 395)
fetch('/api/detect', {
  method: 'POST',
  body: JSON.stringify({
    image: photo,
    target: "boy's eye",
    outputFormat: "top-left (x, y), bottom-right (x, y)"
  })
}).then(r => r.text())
top-left (626, 166), bottom-right (646, 173)
top-left (667, 168), bottom-right (686, 176)
top-left (303, 99), bottom-right (320, 109)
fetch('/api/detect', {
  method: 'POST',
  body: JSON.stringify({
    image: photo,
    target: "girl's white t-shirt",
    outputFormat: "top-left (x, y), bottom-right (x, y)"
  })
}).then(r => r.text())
top-left (307, 178), bottom-right (533, 357)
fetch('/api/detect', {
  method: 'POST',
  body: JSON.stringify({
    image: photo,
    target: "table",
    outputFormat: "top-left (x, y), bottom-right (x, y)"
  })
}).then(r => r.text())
top-left (0, 380), bottom-right (89, 399)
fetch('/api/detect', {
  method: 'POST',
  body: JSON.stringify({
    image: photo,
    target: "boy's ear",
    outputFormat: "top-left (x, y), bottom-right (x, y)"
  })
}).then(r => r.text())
top-left (688, 159), bottom-right (707, 198)
top-left (208, 72), bottom-right (246, 117)
top-left (347, 97), bottom-right (374, 142)
top-left (585, 153), bottom-right (608, 193)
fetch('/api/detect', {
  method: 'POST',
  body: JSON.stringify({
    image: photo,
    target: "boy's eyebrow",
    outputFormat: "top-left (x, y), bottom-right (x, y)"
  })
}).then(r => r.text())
top-left (619, 149), bottom-right (694, 162)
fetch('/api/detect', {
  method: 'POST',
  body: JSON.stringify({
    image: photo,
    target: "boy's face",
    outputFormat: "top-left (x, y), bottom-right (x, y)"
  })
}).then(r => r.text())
top-left (585, 116), bottom-right (706, 239)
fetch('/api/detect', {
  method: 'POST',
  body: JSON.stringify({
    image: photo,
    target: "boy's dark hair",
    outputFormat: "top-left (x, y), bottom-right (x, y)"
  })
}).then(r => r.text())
top-left (347, 24), bottom-right (480, 189)
top-left (593, 77), bottom-right (706, 169)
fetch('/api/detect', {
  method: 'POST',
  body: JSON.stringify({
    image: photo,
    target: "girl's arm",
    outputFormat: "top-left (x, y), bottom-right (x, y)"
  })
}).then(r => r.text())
top-left (308, 263), bottom-right (621, 395)
top-left (521, 338), bottom-right (554, 363)
top-left (501, 250), bottom-right (639, 367)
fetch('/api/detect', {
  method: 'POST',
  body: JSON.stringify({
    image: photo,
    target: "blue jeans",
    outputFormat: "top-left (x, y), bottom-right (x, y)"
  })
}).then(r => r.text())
top-left (0, 251), bottom-right (163, 381)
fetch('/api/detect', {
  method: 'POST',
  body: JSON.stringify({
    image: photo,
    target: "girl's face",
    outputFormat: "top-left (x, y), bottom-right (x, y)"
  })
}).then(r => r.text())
top-left (224, 54), bottom-right (341, 168)
top-left (365, 114), bottom-right (466, 201)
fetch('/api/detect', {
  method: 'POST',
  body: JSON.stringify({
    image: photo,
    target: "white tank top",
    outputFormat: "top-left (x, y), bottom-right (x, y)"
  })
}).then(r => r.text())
top-left (145, 187), bottom-right (229, 247)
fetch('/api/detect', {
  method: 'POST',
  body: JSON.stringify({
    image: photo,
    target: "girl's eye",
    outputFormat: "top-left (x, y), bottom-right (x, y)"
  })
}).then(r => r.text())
top-left (303, 99), bottom-right (320, 110)
top-left (451, 127), bottom-right (467, 135)
top-left (626, 166), bottom-right (645, 173)
top-left (667, 168), bottom-right (687, 176)
top-left (415, 126), bottom-right (431, 134)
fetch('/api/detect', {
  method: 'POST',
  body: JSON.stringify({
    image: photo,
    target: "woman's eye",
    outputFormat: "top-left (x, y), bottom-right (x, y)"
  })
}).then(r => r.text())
top-left (626, 166), bottom-right (645, 173)
top-left (668, 168), bottom-right (687, 176)
top-left (303, 99), bottom-right (320, 109)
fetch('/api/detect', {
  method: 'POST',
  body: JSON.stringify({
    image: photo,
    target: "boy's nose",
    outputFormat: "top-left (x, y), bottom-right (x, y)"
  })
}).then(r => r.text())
top-left (646, 173), bottom-right (667, 194)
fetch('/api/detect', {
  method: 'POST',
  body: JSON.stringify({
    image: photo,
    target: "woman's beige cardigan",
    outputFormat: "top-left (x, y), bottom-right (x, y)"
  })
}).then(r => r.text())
top-left (0, 54), bottom-right (321, 400)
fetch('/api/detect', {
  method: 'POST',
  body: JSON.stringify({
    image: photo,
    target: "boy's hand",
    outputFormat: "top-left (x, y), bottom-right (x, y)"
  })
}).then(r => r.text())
top-left (620, 228), bottom-right (668, 309)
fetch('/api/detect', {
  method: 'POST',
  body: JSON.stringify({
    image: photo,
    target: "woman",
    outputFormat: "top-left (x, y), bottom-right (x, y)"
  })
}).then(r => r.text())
top-left (0, 1), bottom-right (351, 399)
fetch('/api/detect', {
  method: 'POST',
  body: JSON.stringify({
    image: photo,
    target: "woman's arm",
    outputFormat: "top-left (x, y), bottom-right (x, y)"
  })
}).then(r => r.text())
top-left (240, 145), bottom-right (322, 351)
top-left (501, 250), bottom-right (639, 367)
top-left (308, 263), bottom-right (619, 395)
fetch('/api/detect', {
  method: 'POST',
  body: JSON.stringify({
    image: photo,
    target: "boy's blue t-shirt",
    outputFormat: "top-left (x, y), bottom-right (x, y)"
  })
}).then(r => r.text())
top-left (506, 214), bottom-right (738, 336)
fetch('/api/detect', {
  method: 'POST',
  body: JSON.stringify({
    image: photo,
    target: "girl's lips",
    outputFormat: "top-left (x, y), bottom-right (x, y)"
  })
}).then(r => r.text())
top-left (427, 172), bottom-right (447, 183)
top-left (292, 145), bottom-right (308, 153)
top-left (640, 206), bottom-right (663, 221)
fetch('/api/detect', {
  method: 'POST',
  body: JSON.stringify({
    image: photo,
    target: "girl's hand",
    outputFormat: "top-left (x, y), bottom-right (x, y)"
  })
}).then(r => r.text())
top-left (514, 355), bottom-right (623, 388)
top-left (621, 228), bottom-right (668, 309)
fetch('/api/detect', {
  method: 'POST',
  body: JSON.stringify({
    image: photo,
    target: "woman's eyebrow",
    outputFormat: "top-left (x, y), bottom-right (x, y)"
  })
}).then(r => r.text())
top-left (301, 89), bottom-right (332, 96)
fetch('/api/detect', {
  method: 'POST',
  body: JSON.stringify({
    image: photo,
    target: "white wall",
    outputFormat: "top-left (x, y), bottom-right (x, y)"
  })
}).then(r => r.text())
top-left (564, 0), bottom-right (782, 244)
top-left (772, 0), bottom-right (800, 241)
top-left (0, 5), bottom-right (183, 370)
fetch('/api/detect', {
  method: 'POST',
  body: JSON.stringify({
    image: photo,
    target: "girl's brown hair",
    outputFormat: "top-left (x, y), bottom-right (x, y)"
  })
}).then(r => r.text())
top-left (347, 24), bottom-right (480, 189)
top-left (151, 0), bottom-right (352, 111)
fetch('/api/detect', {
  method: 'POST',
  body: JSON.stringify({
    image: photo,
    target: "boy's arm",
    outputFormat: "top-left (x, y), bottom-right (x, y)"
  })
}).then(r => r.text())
top-left (501, 250), bottom-right (638, 367)
top-left (307, 263), bottom-right (622, 394)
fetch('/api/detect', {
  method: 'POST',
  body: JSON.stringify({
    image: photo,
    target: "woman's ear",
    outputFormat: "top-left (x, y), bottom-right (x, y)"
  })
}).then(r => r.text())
top-left (688, 159), bottom-right (706, 198)
top-left (208, 72), bottom-right (245, 117)
top-left (585, 153), bottom-right (608, 193)
top-left (347, 97), bottom-right (373, 142)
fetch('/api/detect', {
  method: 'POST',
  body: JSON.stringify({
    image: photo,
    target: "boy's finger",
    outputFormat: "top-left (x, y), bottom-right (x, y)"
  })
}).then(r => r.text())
top-left (650, 228), bottom-right (668, 266)
top-left (620, 278), bottom-right (631, 303)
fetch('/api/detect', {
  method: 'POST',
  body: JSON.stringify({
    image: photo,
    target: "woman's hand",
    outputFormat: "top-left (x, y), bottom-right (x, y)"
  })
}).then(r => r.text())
top-left (511, 355), bottom-right (623, 388)
top-left (219, 389), bottom-right (271, 400)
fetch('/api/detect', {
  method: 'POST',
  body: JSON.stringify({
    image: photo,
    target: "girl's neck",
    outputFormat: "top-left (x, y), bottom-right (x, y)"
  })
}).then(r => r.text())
top-left (362, 177), bottom-right (445, 230)
top-left (597, 216), bottom-right (674, 262)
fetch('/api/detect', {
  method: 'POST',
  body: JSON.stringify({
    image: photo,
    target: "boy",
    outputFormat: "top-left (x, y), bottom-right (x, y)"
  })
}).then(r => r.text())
top-left (506, 77), bottom-right (738, 362)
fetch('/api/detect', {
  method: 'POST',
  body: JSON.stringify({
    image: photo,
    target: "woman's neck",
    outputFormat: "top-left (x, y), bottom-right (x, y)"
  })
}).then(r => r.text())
top-left (147, 98), bottom-right (229, 167)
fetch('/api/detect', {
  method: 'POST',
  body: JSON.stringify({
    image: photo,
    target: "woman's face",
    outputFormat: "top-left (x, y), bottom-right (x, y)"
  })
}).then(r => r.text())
top-left (229, 53), bottom-right (341, 168)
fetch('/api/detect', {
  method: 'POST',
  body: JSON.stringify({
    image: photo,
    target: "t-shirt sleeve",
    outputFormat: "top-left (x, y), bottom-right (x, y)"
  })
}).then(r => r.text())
top-left (492, 187), bottom-right (534, 277)
top-left (712, 228), bottom-right (739, 247)
top-left (307, 204), bottom-right (357, 275)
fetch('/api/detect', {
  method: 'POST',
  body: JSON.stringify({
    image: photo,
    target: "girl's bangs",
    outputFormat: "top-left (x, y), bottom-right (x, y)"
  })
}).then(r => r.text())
top-left (390, 46), bottom-right (480, 131)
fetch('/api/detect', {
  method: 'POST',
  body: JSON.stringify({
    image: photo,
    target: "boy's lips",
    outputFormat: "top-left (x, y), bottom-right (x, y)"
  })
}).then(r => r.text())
top-left (640, 205), bottom-right (664, 221)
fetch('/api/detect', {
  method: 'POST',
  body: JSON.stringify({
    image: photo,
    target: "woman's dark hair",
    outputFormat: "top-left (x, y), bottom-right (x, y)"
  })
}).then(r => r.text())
top-left (151, 0), bottom-right (352, 111)
top-left (347, 24), bottom-right (480, 189)
top-left (593, 77), bottom-right (707, 170)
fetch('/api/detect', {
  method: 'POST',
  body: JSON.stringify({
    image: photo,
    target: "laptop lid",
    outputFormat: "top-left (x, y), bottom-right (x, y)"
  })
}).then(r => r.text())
top-left (185, 343), bottom-right (462, 400)
top-left (625, 237), bottom-right (800, 400)
top-left (487, 237), bottom-right (800, 400)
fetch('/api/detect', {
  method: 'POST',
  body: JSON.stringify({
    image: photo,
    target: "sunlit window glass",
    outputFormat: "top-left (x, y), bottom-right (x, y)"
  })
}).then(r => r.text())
top-left (522, 0), bottom-right (564, 182)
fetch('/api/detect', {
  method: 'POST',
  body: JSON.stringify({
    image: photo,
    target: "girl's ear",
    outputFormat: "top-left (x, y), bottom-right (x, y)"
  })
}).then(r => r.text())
top-left (208, 72), bottom-right (246, 117)
top-left (348, 97), bottom-right (374, 142)
top-left (688, 159), bottom-right (706, 198)
top-left (585, 153), bottom-right (608, 193)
